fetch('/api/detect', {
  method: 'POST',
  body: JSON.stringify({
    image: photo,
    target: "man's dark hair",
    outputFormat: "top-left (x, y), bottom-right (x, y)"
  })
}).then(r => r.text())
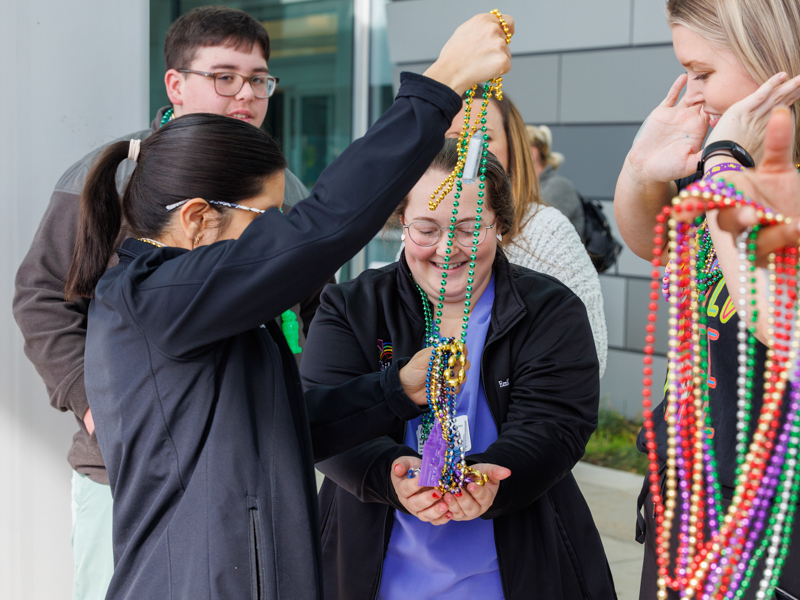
top-left (164, 6), bottom-right (271, 71)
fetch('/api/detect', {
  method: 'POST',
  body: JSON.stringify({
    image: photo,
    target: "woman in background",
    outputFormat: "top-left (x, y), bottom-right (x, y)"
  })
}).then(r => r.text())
top-left (527, 124), bottom-right (585, 236)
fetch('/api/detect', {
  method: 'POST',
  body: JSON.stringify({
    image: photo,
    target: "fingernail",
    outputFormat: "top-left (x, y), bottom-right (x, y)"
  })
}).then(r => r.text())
top-left (439, 504), bottom-right (447, 512)
top-left (455, 491), bottom-right (463, 498)
top-left (446, 513), bottom-right (452, 519)
top-left (445, 495), bottom-right (453, 504)
top-left (468, 484), bottom-right (477, 492)
top-left (432, 492), bottom-right (440, 499)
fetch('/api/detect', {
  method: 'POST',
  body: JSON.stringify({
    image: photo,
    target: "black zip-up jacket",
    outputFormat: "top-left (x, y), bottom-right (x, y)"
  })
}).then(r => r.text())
top-left (301, 256), bottom-right (618, 600)
top-left (84, 73), bottom-right (460, 600)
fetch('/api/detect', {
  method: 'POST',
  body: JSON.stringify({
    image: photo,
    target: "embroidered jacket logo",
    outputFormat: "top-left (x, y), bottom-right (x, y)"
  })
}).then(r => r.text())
top-left (498, 379), bottom-right (509, 387)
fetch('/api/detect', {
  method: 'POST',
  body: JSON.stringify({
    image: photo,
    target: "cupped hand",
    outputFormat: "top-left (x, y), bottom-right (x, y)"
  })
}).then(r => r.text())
top-left (438, 463), bottom-right (511, 522)
top-left (398, 347), bottom-right (434, 407)
top-left (625, 74), bottom-right (708, 185)
top-left (391, 456), bottom-right (452, 525)
top-left (424, 13), bottom-right (514, 96)
top-left (707, 72), bottom-right (800, 165)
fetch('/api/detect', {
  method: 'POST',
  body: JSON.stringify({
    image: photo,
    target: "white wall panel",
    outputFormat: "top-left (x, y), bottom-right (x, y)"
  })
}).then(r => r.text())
top-left (0, 2), bottom-right (149, 599)
top-left (387, 0), bottom-right (632, 65)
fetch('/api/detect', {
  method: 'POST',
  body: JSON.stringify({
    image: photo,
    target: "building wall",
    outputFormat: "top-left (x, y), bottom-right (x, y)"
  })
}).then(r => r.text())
top-left (386, 0), bottom-right (676, 418)
top-left (0, 2), bottom-right (150, 598)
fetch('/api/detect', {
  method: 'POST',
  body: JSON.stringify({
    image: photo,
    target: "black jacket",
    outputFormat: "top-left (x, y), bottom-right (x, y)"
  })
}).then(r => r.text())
top-left (84, 73), bottom-right (461, 600)
top-left (301, 256), bottom-right (617, 600)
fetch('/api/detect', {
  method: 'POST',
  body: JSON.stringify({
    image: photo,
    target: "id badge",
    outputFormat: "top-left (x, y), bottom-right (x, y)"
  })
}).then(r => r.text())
top-left (418, 416), bottom-right (472, 453)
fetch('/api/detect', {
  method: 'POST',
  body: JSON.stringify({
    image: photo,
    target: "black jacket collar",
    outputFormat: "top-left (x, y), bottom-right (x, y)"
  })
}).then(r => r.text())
top-left (117, 238), bottom-right (189, 263)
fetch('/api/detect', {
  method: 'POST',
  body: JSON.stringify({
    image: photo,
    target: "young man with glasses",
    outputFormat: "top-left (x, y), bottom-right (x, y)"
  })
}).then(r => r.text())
top-left (13, 7), bottom-right (320, 600)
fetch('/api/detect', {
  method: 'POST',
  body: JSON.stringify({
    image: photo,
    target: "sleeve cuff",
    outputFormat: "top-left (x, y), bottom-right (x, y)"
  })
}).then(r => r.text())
top-left (65, 370), bottom-right (91, 421)
top-left (396, 72), bottom-right (463, 119)
top-left (381, 357), bottom-right (428, 421)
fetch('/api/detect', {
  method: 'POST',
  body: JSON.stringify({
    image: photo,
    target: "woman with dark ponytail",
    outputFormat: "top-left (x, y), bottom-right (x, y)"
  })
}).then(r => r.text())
top-left (66, 15), bottom-right (513, 600)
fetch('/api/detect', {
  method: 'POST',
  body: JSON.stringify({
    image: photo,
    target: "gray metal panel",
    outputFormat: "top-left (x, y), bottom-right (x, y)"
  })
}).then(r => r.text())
top-left (386, 0), bottom-right (632, 65)
top-left (625, 278), bottom-right (669, 355)
top-left (601, 350), bottom-right (666, 419)
top-left (632, 0), bottom-right (672, 44)
top-left (560, 45), bottom-right (678, 123)
top-left (392, 62), bottom-right (433, 93)
top-left (502, 54), bottom-right (559, 124)
top-left (599, 275), bottom-right (627, 349)
top-left (531, 124), bottom-right (640, 199)
top-left (395, 54), bottom-right (559, 122)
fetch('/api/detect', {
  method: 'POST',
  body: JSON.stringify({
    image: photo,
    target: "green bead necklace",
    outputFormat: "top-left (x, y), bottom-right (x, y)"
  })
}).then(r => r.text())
top-left (160, 108), bottom-right (175, 127)
top-left (413, 10), bottom-right (511, 493)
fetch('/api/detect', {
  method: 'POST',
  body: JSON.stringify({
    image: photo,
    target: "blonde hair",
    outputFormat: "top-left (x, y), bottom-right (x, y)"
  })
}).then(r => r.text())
top-left (526, 124), bottom-right (565, 169)
top-left (667, 0), bottom-right (800, 161)
top-left (488, 95), bottom-right (541, 246)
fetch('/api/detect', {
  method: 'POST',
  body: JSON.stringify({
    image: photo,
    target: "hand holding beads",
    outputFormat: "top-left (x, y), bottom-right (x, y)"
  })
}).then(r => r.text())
top-left (423, 13), bottom-right (513, 96)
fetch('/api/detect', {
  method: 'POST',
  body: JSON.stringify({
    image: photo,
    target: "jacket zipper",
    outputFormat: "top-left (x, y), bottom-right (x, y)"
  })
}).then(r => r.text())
top-left (249, 505), bottom-right (265, 600)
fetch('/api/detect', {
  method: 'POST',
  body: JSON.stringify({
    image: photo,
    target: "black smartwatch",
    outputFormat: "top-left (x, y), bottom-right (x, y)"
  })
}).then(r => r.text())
top-left (696, 140), bottom-right (755, 174)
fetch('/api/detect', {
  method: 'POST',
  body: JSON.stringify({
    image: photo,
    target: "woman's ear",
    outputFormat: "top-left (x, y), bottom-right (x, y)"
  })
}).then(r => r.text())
top-left (178, 198), bottom-right (214, 248)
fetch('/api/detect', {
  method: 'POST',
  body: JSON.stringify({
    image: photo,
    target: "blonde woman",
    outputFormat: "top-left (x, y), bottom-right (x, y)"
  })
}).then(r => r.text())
top-left (611, 0), bottom-right (800, 597)
top-left (527, 124), bottom-right (584, 235)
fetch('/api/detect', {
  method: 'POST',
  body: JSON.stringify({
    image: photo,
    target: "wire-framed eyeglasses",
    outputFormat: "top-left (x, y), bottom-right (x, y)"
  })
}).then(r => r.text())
top-left (402, 220), bottom-right (496, 247)
top-left (165, 199), bottom-right (267, 214)
top-left (177, 69), bottom-right (279, 99)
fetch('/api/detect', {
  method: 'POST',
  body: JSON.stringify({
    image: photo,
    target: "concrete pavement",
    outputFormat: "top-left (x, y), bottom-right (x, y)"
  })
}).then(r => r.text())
top-left (573, 461), bottom-right (645, 600)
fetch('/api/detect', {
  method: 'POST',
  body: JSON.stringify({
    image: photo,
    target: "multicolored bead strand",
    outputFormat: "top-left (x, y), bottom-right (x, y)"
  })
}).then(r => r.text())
top-left (414, 10), bottom-right (511, 496)
top-left (641, 176), bottom-right (800, 599)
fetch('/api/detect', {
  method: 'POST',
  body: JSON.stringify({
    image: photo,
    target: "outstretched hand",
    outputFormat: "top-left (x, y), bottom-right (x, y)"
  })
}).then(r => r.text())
top-left (715, 107), bottom-right (800, 260)
top-left (672, 108), bottom-right (800, 261)
top-left (423, 13), bottom-right (514, 96)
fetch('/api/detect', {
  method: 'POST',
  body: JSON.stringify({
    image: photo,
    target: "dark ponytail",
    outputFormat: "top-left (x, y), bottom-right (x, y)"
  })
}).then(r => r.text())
top-left (65, 142), bottom-right (128, 300)
top-left (65, 113), bottom-right (287, 300)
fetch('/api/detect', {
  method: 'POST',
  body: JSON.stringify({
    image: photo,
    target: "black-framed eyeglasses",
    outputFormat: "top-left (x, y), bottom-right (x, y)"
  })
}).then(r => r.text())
top-left (177, 69), bottom-right (279, 99)
top-left (402, 220), bottom-right (496, 247)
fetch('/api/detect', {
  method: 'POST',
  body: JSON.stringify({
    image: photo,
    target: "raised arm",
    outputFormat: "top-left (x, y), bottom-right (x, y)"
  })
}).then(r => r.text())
top-left (129, 14), bottom-right (515, 357)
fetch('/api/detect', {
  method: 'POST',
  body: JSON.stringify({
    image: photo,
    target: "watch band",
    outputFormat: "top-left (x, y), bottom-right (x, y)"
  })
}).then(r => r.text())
top-left (697, 140), bottom-right (755, 174)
